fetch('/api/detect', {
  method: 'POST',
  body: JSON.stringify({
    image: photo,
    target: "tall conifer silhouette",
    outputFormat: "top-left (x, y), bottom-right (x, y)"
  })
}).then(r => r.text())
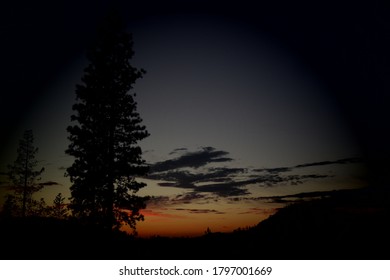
top-left (66, 11), bottom-right (149, 232)
top-left (7, 130), bottom-right (44, 217)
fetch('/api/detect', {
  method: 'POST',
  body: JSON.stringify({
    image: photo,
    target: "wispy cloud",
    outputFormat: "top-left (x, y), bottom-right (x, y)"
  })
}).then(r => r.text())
top-left (231, 189), bottom-right (345, 204)
top-left (39, 181), bottom-right (61, 187)
top-left (150, 146), bottom-right (232, 172)
top-left (174, 208), bottom-right (225, 214)
top-left (254, 157), bottom-right (363, 174)
top-left (153, 171), bottom-right (330, 197)
top-left (196, 181), bottom-right (250, 197)
top-left (145, 196), bottom-right (171, 208)
top-left (171, 193), bottom-right (208, 204)
top-left (169, 148), bottom-right (188, 155)
top-left (194, 174), bottom-right (330, 196)
top-left (294, 157), bottom-right (362, 169)
top-left (149, 167), bottom-right (246, 189)
top-left (253, 167), bottom-right (292, 174)
top-left (146, 147), bottom-right (362, 199)
top-left (238, 207), bottom-right (279, 215)
top-left (147, 193), bottom-right (213, 208)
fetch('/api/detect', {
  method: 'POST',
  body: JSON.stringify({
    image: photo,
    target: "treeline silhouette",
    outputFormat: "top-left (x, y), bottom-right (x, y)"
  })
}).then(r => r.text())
top-left (1, 187), bottom-right (389, 260)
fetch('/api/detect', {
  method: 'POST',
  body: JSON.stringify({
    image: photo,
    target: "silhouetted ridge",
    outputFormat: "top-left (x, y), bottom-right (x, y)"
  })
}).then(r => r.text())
top-left (246, 187), bottom-right (390, 259)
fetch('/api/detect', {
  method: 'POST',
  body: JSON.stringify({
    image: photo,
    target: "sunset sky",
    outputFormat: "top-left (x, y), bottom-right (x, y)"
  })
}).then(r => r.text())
top-left (1, 0), bottom-right (389, 237)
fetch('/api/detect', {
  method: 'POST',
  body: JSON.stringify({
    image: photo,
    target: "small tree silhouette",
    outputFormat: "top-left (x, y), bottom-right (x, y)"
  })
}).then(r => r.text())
top-left (66, 11), bottom-right (149, 232)
top-left (7, 130), bottom-right (44, 217)
top-left (51, 193), bottom-right (68, 219)
top-left (204, 227), bottom-right (212, 235)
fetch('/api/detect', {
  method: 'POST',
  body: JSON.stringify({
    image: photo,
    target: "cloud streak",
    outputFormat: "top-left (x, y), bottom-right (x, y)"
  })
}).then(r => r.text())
top-left (253, 157), bottom-right (363, 175)
top-left (174, 208), bottom-right (225, 214)
top-left (231, 189), bottom-right (351, 204)
top-left (294, 157), bottom-right (362, 169)
top-left (39, 181), bottom-right (61, 187)
top-left (146, 147), bottom-right (362, 199)
top-left (150, 146), bottom-right (232, 172)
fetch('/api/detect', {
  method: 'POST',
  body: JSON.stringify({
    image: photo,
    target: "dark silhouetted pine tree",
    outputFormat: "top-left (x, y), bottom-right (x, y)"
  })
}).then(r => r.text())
top-left (7, 129), bottom-right (44, 217)
top-left (66, 11), bottom-right (149, 232)
top-left (51, 192), bottom-right (68, 219)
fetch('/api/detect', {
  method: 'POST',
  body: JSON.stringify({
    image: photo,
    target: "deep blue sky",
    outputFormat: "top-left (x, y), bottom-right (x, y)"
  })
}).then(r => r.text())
top-left (0, 0), bottom-right (389, 235)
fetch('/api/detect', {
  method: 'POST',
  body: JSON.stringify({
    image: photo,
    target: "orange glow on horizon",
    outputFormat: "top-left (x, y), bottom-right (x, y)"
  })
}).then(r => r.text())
top-left (124, 207), bottom-right (279, 238)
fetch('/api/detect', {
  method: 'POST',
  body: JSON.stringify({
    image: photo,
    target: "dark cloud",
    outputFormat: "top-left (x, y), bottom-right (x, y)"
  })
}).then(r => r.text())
top-left (172, 193), bottom-right (208, 204)
top-left (301, 174), bottom-right (330, 179)
top-left (154, 171), bottom-right (330, 196)
top-left (207, 167), bottom-right (247, 179)
top-left (196, 182), bottom-right (250, 197)
top-left (169, 148), bottom-right (188, 155)
top-left (146, 148), bottom-right (356, 198)
top-left (151, 167), bottom-right (251, 197)
top-left (158, 182), bottom-right (180, 187)
top-left (253, 158), bottom-right (363, 175)
top-left (153, 170), bottom-right (200, 188)
top-left (195, 173), bottom-right (330, 196)
top-left (236, 190), bottom-right (339, 204)
top-left (197, 177), bottom-right (266, 194)
top-left (153, 169), bottom-right (331, 197)
top-left (282, 174), bottom-right (331, 186)
top-left (150, 166), bottom-right (247, 192)
top-left (150, 147), bottom-right (232, 172)
top-left (174, 208), bottom-right (225, 214)
top-left (146, 196), bottom-right (171, 207)
top-left (253, 167), bottom-right (292, 174)
top-left (238, 207), bottom-right (278, 215)
top-left (267, 190), bottom-right (335, 201)
top-left (38, 181), bottom-right (60, 187)
top-left (294, 157), bottom-right (363, 169)
top-left (146, 193), bottom-right (214, 209)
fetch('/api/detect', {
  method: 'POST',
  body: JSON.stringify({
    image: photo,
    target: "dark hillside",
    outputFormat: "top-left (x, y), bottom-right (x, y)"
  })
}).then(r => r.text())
top-left (239, 187), bottom-right (390, 259)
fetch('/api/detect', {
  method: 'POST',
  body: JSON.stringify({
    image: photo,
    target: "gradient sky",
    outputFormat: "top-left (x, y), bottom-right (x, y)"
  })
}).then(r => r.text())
top-left (1, 0), bottom-right (389, 237)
